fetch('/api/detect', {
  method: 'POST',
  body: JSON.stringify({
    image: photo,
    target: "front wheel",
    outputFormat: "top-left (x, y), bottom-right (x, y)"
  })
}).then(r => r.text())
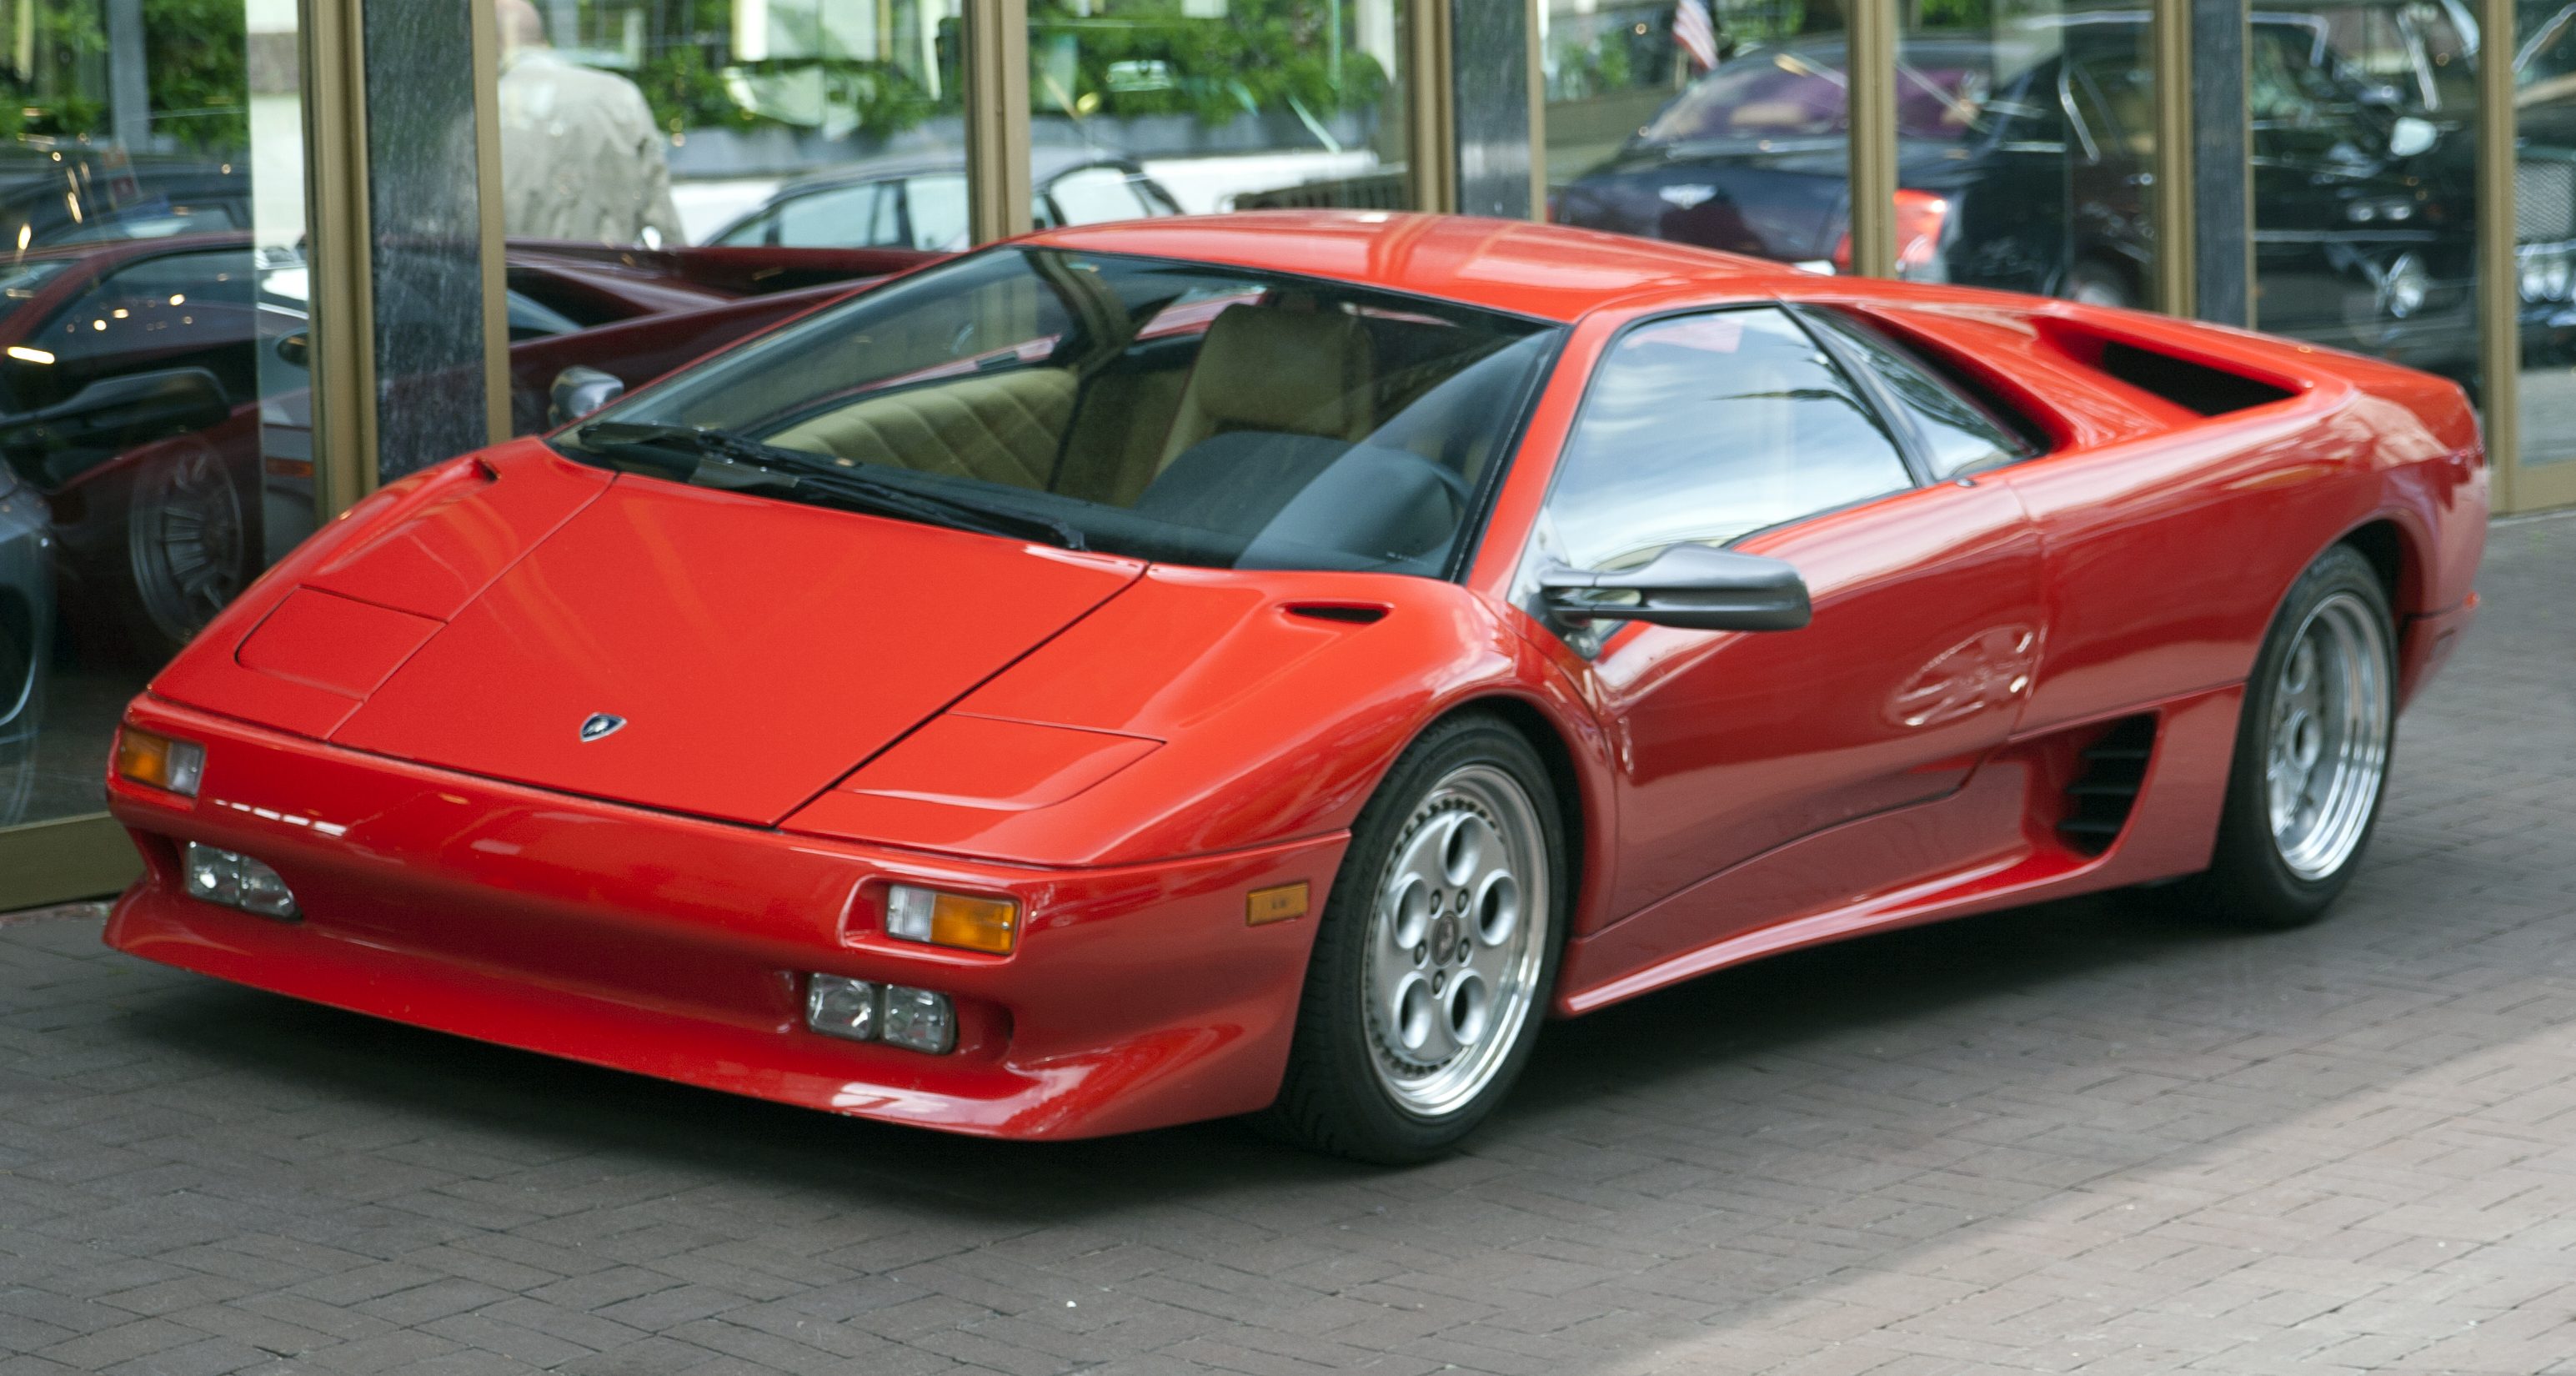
top-left (1256, 715), bottom-right (1566, 1163)
top-left (2175, 544), bottom-right (2397, 928)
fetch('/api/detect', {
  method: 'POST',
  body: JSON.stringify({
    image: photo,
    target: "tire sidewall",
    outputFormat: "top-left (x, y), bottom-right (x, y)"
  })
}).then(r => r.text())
top-left (1284, 715), bottom-right (1568, 1162)
top-left (2212, 545), bottom-right (2397, 923)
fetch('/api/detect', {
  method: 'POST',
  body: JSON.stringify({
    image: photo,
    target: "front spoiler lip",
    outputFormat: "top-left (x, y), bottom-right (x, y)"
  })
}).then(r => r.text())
top-left (103, 694), bottom-right (1342, 1142)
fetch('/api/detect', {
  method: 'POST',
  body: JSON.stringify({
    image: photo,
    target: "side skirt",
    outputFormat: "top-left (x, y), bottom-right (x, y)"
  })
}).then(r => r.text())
top-left (1553, 683), bottom-right (2243, 1016)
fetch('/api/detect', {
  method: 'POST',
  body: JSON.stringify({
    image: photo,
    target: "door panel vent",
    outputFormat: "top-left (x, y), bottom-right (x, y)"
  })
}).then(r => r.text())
top-left (2059, 715), bottom-right (2158, 854)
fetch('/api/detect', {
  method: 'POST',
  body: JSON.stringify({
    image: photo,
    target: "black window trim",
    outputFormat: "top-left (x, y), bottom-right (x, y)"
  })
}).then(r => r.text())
top-left (1787, 303), bottom-right (2038, 482)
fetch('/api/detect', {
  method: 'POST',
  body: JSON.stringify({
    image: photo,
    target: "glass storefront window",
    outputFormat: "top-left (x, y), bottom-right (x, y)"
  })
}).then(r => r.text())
top-left (1543, 0), bottom-right (1854, 271)
top-left (0, 0), bottom-right (314, 829)
top-left (1025, 0), bottom-right (1408, 218)
top-left (2253, 2), bottom-right (2478, 389)
top-left (495, 0), bottom-right (968, 249)
top-left (2519, 0), bottom-right (2576, 470)
top-left (1544, 0), bottom-right (2156, 305)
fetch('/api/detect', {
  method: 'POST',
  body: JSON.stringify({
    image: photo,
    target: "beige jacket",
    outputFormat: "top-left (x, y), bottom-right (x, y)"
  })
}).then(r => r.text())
top-left (499, 50), bottom-right (688, 247)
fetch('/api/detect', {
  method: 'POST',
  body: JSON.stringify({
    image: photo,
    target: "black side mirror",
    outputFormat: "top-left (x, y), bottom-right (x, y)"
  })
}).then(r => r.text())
top-left (275, 331), bottom-right (310, 368)
top-left (0, 367), bottom-right (231, 454)
top-left (1538, 544), bottom-right (1812, 632)
top-left (549, 365), bottom-right (625, 428)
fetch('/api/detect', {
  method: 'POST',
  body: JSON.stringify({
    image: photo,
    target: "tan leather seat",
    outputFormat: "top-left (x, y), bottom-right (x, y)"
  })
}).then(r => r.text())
top-left (1157, 305), bottom-right (1376, 466)
top-left (767, 368), bottom-right (1080, 490)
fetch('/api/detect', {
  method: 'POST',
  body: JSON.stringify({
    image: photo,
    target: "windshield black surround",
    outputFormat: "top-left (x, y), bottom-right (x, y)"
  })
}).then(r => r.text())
top-left (558, 248), bottom-right (1564, 578)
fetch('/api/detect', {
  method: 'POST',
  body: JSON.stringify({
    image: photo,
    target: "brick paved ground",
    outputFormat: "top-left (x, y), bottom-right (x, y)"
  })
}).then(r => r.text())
top-left (4, 514), bottom-right (2575, 1376)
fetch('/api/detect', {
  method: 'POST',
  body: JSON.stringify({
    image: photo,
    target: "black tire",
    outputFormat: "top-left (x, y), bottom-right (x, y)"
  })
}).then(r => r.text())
top-left (2171, 545), bottom-right (2397, 929)
top-left (1255, 713), bottom-right (1568, 1163)
top-left (2062, 258), bottom-right (2137, 309)
top-left (111, 436), bottom-right (259, 665)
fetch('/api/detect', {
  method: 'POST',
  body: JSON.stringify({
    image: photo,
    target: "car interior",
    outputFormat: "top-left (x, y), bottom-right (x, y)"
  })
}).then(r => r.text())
top-left (744, 282), bottom-right (1548, 570)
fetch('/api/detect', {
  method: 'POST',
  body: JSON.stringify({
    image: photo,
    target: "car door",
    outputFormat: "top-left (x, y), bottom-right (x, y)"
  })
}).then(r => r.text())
top-left (1528, 304), bottom-right (2047, 927)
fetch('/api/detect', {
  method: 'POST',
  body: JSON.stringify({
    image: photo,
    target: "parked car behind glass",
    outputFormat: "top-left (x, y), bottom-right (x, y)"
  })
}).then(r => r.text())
top-left (1551, 14), bottom-right (2493, 379)
top-left (708, 150), bottom-right (1184, 251)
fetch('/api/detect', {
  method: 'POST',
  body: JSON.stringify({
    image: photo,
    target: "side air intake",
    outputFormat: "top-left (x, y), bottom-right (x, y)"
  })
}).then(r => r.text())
top-left (2059, 716), bottom-right (2158, 854)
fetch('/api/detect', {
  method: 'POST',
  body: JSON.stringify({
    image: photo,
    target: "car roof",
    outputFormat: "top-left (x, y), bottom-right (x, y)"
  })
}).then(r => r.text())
top-left (1026, 211), bottom-right (1797, 323)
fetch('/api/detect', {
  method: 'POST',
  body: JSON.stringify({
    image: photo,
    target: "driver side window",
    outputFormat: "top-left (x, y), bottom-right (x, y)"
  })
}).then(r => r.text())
top-left (1539, 307), bottom-right (1914, 573)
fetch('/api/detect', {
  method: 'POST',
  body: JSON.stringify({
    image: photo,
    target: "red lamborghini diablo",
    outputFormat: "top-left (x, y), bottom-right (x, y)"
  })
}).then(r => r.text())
top-left (100, 213), bottom-right (2485, 1161)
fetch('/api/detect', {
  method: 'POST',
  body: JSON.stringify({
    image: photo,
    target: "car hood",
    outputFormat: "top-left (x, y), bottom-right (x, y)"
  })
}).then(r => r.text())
top-left (228, 461), bottom-right (1145, 826)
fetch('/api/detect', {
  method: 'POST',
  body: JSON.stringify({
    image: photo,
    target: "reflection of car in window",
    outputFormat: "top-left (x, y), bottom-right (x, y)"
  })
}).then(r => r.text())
top-left (0, 456), bottom-right (44, 826)
top-left (708, 151), bottom-right (1185, 251)
top-left (0, 233), bottom-right (940, 664)
top-left (1549, 13), bottom-right (2496, 381)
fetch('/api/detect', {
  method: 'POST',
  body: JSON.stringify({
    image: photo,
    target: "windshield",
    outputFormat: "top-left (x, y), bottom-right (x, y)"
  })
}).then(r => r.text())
top-left (564, 248), bottom-right (1561, 576)
top-left (1638, 46), bottom-right (1993, 144)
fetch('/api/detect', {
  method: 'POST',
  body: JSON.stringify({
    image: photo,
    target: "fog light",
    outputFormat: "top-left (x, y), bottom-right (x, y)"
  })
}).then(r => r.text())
top-left (116, 726), bottom-right (205, 796)
top-left (880, 985), bottom-right (957, 1054)
top-left (184, 841), bottom-right (239, 905)
top-left (182, 841), bottom-right (297, 918)
top-left (883, 884), bottom-right (1018, 954)
top-left (802, 974), bottom-right (955, 1054)
top-left (805, 973), bottom-right (879, 1042)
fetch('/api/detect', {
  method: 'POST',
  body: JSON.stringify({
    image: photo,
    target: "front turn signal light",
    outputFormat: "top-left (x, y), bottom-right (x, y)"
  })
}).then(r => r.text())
top-left (115, 726), bottom-right (205, 797)
top-left (883, 884), bottom-right (1018, 954)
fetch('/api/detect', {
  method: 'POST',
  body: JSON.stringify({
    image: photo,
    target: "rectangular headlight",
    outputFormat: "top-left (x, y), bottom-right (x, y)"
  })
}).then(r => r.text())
top-left (116, 726), bottom-right (205, 796)
top-left (883, 884), bottom-right (1017, 954)
top-left (182, 842), bottom-right (298, 919)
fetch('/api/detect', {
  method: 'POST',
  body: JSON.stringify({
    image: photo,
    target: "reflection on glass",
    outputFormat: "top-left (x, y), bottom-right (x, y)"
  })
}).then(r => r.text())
top-left (1025, 0), bottom-right (1407, 218)
top-left (2521, 0), bottom-right (2576, 465)
top-left (1547, 0), bottom-right (2161, 309)
top-left (491, 4), bottom-right (979, 444)
top-left (0, 1), bottom-right (313, 840)
top-left (1549, 0), bottom-right (1852, 269)
top-left (511, 0), bottom-right (972, 248)
top-left (2251, 9), bottom-right (2478, 383)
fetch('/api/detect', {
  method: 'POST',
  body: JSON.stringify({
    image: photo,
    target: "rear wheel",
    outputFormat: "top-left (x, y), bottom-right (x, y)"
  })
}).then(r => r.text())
top-left (1256, 715), bottom-right (1565, 1163)
top-left (2174, 545), bottom-right (2396, 928)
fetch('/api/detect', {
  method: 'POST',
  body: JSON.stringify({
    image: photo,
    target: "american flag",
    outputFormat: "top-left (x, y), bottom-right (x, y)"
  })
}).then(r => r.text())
top-left (1673, 0), bottom-right (1719, 71)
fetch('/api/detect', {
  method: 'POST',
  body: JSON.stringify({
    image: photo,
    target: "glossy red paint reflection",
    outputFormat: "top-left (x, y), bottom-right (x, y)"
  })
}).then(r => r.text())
top-left (103, 213), bottom-right (2485, 1141)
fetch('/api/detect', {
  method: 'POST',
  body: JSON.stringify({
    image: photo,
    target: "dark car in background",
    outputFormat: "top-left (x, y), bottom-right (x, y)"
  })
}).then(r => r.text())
top-left (707, 149), bottom-right (1183, 250)
top-left (1552, 14), bottom-right (2491, 378)
top-left (0, 234), bottom-right (935, 665)
top-left (0, 144), bottom-right (248, 250)
top-left (0, 452), bottom-right (45, 825)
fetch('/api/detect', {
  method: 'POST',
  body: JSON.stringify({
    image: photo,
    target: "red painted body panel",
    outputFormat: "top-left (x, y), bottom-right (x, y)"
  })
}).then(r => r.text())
top-left (105, 697), bottom-right (1333, 1139)
top-left (103, 213), bottom-right (2488, 1141)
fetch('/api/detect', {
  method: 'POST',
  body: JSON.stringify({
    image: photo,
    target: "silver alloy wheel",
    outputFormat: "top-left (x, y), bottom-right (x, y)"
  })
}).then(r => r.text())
top-left (2264, 590), bottom-right (2392, 881)
top-left (128, 439), bottom-right (246, 646)
top-left (1363, 763), bottom-right (1549, 1119)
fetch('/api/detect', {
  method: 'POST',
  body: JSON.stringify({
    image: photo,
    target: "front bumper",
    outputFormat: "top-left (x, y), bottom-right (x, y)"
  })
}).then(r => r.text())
top-left (103, 696), bottom-right (1341, 1140)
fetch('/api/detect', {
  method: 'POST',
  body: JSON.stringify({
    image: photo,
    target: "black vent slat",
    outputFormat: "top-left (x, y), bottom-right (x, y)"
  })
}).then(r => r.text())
top-left (2057, 715), bottom-right (2158, 855)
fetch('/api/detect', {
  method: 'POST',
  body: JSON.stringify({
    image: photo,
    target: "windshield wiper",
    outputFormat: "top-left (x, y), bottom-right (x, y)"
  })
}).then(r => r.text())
top-left (574, 420), bottom-right (1086, 551)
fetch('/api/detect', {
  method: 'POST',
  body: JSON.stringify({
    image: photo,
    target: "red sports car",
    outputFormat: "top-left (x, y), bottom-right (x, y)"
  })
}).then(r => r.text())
top-left (98, 213), bottom-right (2485, 1162)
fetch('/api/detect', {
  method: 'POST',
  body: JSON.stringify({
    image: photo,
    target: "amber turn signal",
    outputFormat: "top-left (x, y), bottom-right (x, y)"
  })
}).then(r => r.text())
top-left (884, 884), bottom-right (1019, 954)
top-left (1246, 881), bottom-right (1309, 926)
top-left (114, 726), bottom-right (205, 797)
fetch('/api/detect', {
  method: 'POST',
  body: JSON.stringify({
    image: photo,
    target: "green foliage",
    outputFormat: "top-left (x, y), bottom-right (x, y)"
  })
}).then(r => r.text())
top-left (143, 0), bottom-right (249, 151)
top-left (1027, 0), bottom-right (1389, 124)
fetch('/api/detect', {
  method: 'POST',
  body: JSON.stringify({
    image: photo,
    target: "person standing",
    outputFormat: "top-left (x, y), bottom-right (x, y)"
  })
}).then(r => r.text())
top-left (495, 0), bottom-right (689, 247)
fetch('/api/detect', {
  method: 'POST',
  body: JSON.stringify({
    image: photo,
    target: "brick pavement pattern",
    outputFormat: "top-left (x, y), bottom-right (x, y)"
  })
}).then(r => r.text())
top-left (4, 515), bottom-right (2575, 1376)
